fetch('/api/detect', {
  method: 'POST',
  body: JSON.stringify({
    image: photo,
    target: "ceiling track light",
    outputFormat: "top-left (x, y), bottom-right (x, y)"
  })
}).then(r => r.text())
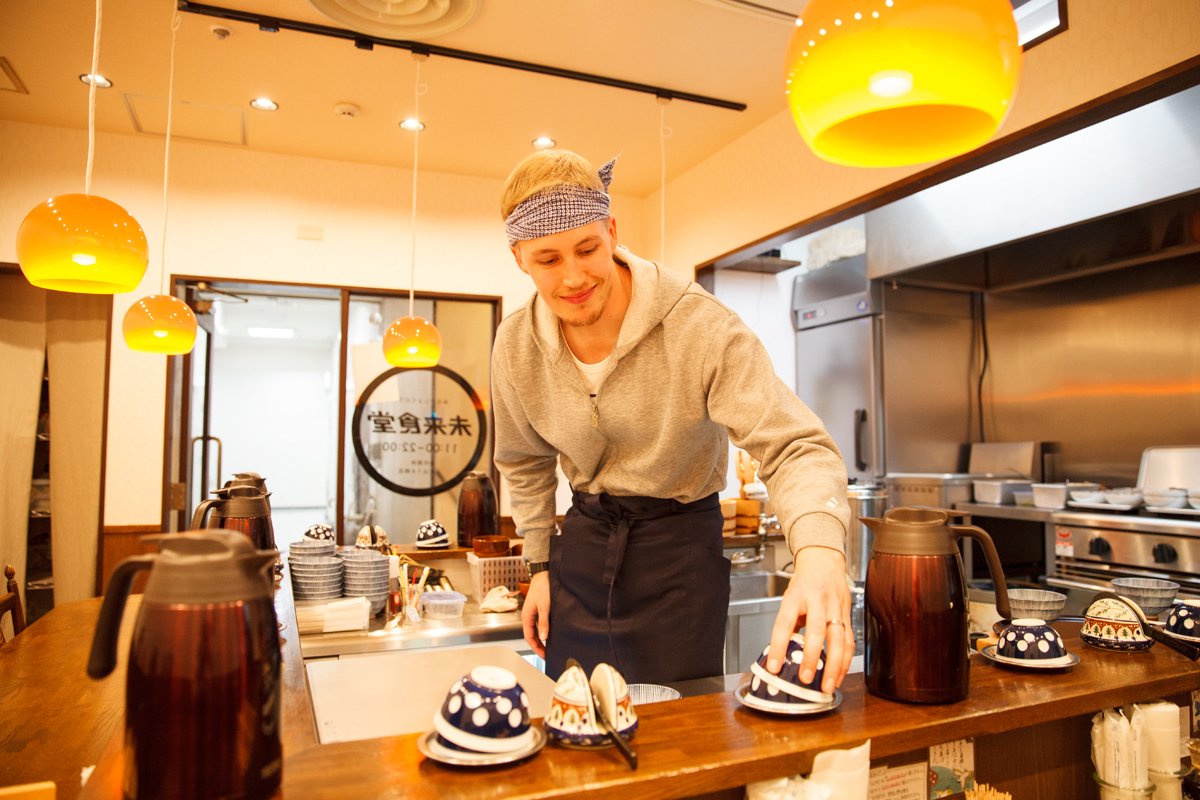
top-left (176, 0), bottom-right (745, 112)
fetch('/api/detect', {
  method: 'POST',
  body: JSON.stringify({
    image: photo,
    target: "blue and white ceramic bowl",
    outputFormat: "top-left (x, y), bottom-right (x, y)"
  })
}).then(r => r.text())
top-left (543, 662), bottom-right (637, 748)
top-left (1166, 601), bottom-right (1200, 639)
top-left (303, 523), bottom-right (336, 541)
top-left (996, 619), bottom-right (1067, 660)
top-left (433, 666), bottom-right (532, 754)
top-left (416, 519), bottom-right (450, 549)
top-left (748, 634), bottom-right (833, 705)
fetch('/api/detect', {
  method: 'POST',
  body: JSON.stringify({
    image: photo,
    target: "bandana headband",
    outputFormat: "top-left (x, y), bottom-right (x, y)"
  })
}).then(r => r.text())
top-left (505, 158), bottom-right (616, 245)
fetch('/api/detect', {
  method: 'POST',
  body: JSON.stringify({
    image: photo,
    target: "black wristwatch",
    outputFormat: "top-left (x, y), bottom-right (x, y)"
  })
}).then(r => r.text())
top-left (527, 561), bottom-right (550, 576)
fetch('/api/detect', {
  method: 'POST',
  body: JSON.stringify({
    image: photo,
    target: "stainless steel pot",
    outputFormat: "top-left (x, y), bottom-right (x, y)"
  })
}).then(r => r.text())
top-left (847, 483), bottom-right (888, 583)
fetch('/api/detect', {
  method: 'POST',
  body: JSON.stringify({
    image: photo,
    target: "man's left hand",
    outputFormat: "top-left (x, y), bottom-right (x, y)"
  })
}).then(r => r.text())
top-left (764, 546), bottom-right (853, 695)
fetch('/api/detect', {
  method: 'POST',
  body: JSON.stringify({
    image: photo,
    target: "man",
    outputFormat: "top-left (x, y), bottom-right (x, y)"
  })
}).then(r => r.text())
top-left (491, 149), bottom-right (852, 692)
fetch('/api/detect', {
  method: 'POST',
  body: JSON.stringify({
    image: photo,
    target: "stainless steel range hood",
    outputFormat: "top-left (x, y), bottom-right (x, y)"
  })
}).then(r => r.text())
top-left (866, 83), bottom-right (1200, 281)
top-left (723, 248), bottom-right (802, 274)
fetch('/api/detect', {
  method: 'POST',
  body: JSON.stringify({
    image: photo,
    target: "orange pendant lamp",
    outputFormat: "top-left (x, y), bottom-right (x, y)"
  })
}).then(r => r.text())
top-left (785, 0), bottom-right (1022, 168)
top-left (17, 194), bottom-right (148, 293)
top-left (16, 0), bottom-right (148, 292)
top-left (122, 13), bottom-right (196, 355)
top-left (383, 314), bottom-right (442, 368)
top-left (383, 53), bottom-right (442, 369)
top-left (123, 293), bottom-right (197, 354)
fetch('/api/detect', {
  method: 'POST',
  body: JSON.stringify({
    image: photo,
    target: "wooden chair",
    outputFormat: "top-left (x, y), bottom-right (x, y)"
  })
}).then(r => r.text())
top-left (0, 564), bottom-right (27, 645)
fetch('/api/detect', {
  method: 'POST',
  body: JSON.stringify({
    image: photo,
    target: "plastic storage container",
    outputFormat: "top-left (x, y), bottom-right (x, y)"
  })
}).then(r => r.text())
top-left (421, 591), bottom-right (467, 619)
top-left (973, 479), bottom-right (1032, 505)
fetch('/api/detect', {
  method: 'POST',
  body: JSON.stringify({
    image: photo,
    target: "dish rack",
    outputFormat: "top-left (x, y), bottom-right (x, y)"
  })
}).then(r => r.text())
top-left (466, 553), bottom-right (529, 599)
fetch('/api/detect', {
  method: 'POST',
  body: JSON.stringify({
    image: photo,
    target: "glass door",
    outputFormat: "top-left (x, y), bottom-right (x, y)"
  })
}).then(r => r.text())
top-left (343, 293), bottom-right (497, 547)
top-left (165, 278), bottom-right (499, 549)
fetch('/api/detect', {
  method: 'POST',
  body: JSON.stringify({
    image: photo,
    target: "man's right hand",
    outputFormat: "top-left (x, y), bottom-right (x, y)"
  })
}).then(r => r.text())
top-left (521, 571), bottom-right (551, 658)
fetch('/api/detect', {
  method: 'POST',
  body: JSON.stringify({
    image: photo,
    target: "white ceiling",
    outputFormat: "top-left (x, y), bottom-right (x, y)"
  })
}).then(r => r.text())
top-left (0, 0), bottom-right (815, 197)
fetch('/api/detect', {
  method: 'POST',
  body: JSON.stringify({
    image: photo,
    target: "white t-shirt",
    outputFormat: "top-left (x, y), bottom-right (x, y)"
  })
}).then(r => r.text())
top-left (571, 350), bottom-right (613, 395)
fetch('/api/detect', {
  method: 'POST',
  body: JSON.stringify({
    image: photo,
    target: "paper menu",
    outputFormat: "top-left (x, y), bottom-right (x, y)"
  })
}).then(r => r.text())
top-left (868, 761), bottom-right (926, 800)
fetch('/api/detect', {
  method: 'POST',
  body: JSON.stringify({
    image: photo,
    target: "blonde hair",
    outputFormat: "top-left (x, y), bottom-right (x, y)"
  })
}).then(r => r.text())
top-left (500, 149), bottom-right (604, 219)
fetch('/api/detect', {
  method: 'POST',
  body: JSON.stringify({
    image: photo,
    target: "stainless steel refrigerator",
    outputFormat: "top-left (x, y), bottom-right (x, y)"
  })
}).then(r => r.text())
top-left (791, 253), bottom-right (884, 486)
top-left (792, 256), bottom-right (977, 486)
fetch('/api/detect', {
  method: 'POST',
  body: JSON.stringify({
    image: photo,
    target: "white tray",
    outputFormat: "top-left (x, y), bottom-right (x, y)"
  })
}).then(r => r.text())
top-left (1067, 500), bottom-right (1140, 512)
top-left (1145, 505), bottom-right (1200, 517)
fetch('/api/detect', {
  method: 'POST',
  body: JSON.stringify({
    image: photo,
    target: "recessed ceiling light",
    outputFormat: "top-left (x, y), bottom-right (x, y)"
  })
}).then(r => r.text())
top-left (532, 136), bottom-right (556, 150)
top-left (79, 73), bottom-right (113, 88)
top-left (400, 117), bottom-right (424, 132)
top-left (250, 97), bottom-right (279, 111)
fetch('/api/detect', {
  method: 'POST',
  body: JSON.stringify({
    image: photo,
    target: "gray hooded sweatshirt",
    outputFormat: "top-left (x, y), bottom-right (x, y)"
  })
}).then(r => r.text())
top-left (491, 245), bottom-right (850, 564)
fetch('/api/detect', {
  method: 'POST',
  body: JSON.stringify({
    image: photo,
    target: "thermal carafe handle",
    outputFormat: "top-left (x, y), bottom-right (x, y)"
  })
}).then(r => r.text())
top-left (87, 555), bottom-right (155, 679)
top-left (188, 498), bottom-right (220, 531)
top-left (950, 524), bottom-right (1011, 620)
top-left (854, 408), bottom-right (868, 472)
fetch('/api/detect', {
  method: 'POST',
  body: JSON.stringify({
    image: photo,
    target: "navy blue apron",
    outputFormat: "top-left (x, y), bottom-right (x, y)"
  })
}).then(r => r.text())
top-left (545, 491), bottom-right (731, 684)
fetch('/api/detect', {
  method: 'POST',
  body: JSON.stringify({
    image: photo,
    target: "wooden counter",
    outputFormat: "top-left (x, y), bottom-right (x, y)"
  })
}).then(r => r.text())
top-left (4, 584), bottom-right (1199, 800)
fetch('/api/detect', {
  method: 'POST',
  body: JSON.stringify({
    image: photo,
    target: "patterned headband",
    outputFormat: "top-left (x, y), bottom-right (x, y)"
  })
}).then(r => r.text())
top-left (505, 158), bottom-right (617, 245)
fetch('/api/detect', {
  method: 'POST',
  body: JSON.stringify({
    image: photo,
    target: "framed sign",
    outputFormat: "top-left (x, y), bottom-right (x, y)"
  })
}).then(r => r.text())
top-left (351, 365), bottom-right (487, 497)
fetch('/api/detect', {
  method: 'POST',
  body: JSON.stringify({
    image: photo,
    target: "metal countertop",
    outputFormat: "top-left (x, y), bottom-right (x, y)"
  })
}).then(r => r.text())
top-left (299, 599), bottom-right (524, 659)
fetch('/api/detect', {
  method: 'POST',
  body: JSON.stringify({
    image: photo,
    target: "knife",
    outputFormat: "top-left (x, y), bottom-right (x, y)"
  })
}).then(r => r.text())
top-left (566, 658), bottom-right (638, 770)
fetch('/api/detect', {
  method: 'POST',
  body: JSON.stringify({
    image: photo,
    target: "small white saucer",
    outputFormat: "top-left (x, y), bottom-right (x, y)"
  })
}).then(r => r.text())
top-left (417, 727), bottom-right (546, 767)
top-left (734, 683), bottom-right (842, 716)
top-left (980, 646), bottom-right (1079, 670)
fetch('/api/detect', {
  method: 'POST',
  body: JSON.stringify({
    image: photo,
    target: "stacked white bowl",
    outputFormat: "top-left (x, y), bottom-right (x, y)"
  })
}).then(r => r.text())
top-left (289, 539), bottom-right (342, 600)
top-left (341, 550), bottom-right (390, 614)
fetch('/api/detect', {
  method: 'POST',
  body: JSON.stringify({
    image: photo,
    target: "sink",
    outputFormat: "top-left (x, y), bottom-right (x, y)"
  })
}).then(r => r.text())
top-left (725, 570), bottom-right (791, 674)
top-left (728, 570), bottom-right (790, 603)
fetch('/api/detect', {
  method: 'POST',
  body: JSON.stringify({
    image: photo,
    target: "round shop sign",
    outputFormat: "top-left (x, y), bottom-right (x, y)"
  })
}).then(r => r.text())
top-left (351, 365), bottom-right (487, 497)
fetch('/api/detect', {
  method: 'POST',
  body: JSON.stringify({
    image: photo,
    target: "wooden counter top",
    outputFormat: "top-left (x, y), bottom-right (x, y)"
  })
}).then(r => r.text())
top-left (5, 583), bottom-right (1199, 800)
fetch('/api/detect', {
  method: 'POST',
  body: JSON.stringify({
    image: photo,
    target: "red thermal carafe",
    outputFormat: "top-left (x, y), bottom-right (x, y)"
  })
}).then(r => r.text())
top-left (457, 471), bottom-right (499, 548)
top-left (88, 532), bottom-right (282, 799)
top-left (862, 507), bottom-right (1011, 704)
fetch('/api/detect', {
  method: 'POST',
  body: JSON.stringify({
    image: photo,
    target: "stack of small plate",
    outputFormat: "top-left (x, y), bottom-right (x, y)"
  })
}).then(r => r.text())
top-left (341, 550), bottom-right (390, 614)
top-left (289, 554), bottom-right (343, 600)
top-left (290, 538), bottom-right (336, 560)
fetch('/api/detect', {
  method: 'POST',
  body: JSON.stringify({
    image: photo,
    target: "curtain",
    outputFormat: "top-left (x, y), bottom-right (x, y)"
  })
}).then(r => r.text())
top-left (0, 275), bottom-right (47, 639)
top-left (45, 291), bottom-right (109, 605)
top-left (0, 271), bottom-right (109, 632)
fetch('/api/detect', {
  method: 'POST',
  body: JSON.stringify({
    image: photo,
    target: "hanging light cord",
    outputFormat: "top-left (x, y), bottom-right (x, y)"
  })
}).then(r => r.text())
top-left (658, 97), bottom-right (672, 266)
top-left (407, 54), bottom-right (427, 318)
top-left (84, 0), bottom-right (103, 195)
top-left (159, 13), bottom-right (182, 295)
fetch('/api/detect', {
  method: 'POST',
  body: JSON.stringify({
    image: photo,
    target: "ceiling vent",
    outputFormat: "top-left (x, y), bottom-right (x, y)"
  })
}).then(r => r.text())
top-left (307, 0), bottom-right (481, 38)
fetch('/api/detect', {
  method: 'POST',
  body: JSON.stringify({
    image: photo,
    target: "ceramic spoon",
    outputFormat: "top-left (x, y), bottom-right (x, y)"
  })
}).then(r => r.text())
top-left (566, 658), bottom-right (638, 770)
top-left (1091, 591), bottom-right (1200, 660)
